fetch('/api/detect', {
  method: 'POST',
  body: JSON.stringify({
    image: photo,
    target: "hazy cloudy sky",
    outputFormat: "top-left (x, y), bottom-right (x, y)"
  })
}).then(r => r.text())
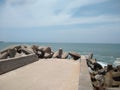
top-left (0, 0), bottom-right (120, 43)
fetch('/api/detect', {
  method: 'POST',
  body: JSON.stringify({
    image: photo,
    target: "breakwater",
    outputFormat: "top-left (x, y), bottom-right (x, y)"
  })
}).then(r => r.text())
top-left (0, 45), bottom-right (81, 74)
top-left (0, 44), bottom-right (120, 90)
top-left (86, 53), bottom-right (120, 90)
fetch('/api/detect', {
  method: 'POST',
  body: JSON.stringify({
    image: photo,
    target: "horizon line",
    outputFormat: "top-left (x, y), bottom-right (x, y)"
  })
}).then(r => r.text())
top-left (1, 41), bottom-right (120, 44)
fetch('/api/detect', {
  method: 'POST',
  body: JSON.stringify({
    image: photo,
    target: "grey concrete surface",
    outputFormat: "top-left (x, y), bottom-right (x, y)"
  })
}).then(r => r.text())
top-left (0, 59), bottom-right (80, 90)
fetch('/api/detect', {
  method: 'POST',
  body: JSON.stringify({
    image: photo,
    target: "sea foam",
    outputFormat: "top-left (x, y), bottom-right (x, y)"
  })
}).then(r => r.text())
top-left (97, 61), bottom-right (107, 67)
top-left (113, 58), bottom-right (120, 66)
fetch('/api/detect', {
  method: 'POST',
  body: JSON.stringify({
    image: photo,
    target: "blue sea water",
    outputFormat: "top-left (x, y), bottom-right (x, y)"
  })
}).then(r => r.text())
top-left (0, 42), bottom-right (120, 66)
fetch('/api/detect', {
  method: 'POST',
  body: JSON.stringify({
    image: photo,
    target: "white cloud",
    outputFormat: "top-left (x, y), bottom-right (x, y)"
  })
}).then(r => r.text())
top-left (63, 15), bottom-right (120, 25)
top-left (0, 0), bottom-right (120, 28)
top-left (5, 0), bottom-right (37, 5)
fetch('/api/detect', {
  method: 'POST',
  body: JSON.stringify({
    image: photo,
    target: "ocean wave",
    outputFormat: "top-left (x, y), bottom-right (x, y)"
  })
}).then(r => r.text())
top-left (113, 58), bottom-right (120, 66)
top-left (94, 54), bottom-right (115, 65)
top-left (97, 61), bottom-right (107, 67)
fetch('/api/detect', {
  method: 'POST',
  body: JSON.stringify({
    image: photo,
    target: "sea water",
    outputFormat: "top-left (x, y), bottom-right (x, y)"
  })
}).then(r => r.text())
top-left (0, 42), bottom-right (120, 66)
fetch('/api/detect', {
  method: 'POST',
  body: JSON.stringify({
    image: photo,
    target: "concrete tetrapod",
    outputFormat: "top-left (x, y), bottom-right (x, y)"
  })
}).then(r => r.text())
top-left (69, 52), bottom-right (81, 60)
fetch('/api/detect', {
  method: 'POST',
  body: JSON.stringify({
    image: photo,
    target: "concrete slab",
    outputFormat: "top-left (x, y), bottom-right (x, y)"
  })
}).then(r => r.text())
top-left (0, 59), bottom-right (80, 90)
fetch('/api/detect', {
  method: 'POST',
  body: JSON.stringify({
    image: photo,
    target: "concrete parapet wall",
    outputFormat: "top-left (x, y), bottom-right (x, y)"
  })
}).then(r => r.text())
top-left (78, 56), bottom-right (93, 90)
top-left (0, 54), bottom-right (38, 75)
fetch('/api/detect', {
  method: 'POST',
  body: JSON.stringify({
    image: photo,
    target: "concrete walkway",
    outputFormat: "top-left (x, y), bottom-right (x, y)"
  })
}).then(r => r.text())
top-left (0, 59), bottom-right (80, 90)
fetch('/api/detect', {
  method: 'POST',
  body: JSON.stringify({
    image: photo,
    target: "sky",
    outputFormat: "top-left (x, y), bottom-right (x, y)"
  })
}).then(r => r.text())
top-left (0, 0), bottom-right (120, 43)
